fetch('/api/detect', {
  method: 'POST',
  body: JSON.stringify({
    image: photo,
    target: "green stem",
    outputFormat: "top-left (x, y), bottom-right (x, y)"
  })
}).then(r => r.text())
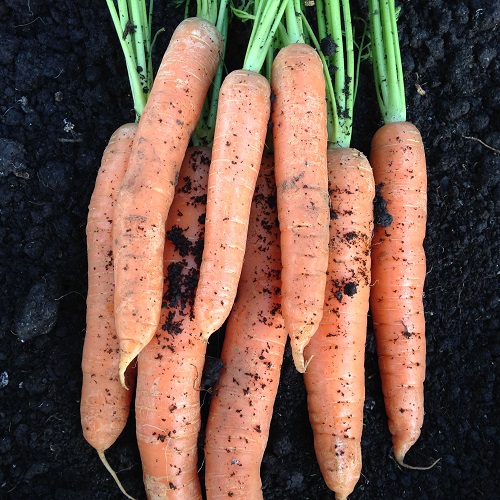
top-left (106, 0), bottom-right (154, 120)
top-left (315, 0), bottom-right (355, 148)
top-left (243, 0), bottom-right (290, 73)
top-left (368, 0), bottom-right (406, 123)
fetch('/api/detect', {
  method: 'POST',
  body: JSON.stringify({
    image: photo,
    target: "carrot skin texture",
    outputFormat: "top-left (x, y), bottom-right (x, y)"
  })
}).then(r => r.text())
top-left (204, 154), bottom-right (286, 499)
top-left (194, 70), bottom-right (271, 341)
top-left (135, 147), bottom-right (210, 499)
top-left (271, 43), bottom-right (330, 373)
top-left (81, 123), bottom-right (138, 453)
top-left (369, 121), bottom-right (427, 464)
top-left (112, 18), bottom-right (223, 386)
top-left (304, 149), bottom-right (374, 500)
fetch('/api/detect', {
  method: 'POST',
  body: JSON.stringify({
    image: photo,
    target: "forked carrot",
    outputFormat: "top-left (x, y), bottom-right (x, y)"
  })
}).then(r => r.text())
top-left (271, 39), bottom-right (330, 373)
top-left (135, 147), bottom-right (210, 499)
top-left (112, 17), bottom-right (223, 387)
top-left (194, 0), bottom-right (288, 341)
top-left (81, 123), bottom-right (138, 500)
top-left (301, 3), bottom-right (374, 497)
top-left (368, 0), bottom-right (438, 469)
top-left (204, 153), bottom-right (286, 499)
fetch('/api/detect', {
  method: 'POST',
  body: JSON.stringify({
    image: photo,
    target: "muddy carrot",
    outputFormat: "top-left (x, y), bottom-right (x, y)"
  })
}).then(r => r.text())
top-left (301, 2), bottom-right (374, 497)
top-left (112, 17), bottom-right (223, 387)
top-left (194, 0), bottom-right (289, 342)
top-left (271, 2), bottom-right (330, 372)
top-left (135, 147), bottom-right (210, 499)
top-left (204, 153), bottom-right (286, 499)
top-left (368, 0), bottom-right (438, 469)
top-left (81, 123), bottom-right (138, 500)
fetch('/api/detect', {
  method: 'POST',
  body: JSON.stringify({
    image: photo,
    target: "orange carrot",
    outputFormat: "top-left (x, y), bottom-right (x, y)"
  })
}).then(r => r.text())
top-left (194, 70), bottom-right (271, 340)
top-left (204, 153), bottom-right (286, 499)
top-left (298, 4), bottom-right (377, 495)
top-left (368, 0), bottom-right (437, 468)
top-left (369, 122), bottom-right (427, 465)
top-left (112, 18), bottom-right (223, 386)
top-left (81, 123), bottom-right (138, 499)
top-left (135, 147), bottom-right (210, 499)
top-left (193, 1), bottom-right (288, 341)
top-left (271, 43), bottom-right (330, 373)
top-left (303, 149), bottom-right (374, 500)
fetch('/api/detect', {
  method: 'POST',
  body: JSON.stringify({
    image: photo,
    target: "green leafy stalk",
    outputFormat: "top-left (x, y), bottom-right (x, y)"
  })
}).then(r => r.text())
top-left (243, 0), bottom-right (290, 73)
top-left (313, 0), bottom-right (355, 148)
top-left (106, 0), bottom-right (155, 120)
top-left (368, 0), bottom-right (406, 123)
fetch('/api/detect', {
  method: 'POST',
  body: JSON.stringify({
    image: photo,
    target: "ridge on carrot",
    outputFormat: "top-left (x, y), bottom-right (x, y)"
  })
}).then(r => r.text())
top-left (368, 0), bottom-right (439, 470)
top-left (81, 2), bottom-right (158, 498)
top-left (112, 14), bottom-right (224, 388)
top-left (300, 2), bottom-right (374, 498)
top-left (270, 0), bottom-right (330, 373)
top-left (194, 0), bottom-right (289, 342)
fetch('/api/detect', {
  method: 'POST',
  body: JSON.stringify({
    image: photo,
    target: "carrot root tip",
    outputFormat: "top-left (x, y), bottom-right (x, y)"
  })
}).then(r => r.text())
top-left (97, 449), bottom-right (137, 500)
top-left (392, 447), bottom-right (442, 470)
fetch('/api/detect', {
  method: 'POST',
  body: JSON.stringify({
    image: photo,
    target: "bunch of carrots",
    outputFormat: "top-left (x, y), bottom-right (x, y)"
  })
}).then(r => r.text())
top-left (81, 1), bottom-right (439, 498)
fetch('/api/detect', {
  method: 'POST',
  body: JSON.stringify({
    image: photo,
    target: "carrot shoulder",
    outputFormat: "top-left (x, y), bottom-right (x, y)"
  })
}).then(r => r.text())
top-left (81, 123), bottom-right (138, 498)
top-left (135, 147), bottom-right (210, 499)
top-left (112, 18), bottom-right (223, 386)
top-left (369, 121), bottom-right (427, 464)
top-left (304, 149), bottom-right (374, 500)
top-left (204, 153), bottom-right (286, 499)
top-left (194, 70), bottom-right (271, 340)
top-left (271, 43), bottom-right (330, 373)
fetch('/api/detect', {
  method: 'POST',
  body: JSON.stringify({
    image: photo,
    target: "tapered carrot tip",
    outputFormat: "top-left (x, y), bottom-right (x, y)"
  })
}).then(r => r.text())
top-left (118, 341), bottom-right (141, 389)
top-left (290, 324), bottom-right (317, 373)
top-left (97, 450), bottom-right (137, 500)
top-left (393, 435), bottom-right (441, 470)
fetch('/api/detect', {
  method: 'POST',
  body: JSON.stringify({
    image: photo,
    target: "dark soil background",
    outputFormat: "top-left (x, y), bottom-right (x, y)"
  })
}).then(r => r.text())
top-left (1, 0), bottom-right (498, 498)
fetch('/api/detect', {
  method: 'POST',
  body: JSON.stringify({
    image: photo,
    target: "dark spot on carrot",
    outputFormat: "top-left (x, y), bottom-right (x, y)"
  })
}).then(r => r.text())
top-left (344, 282), bottom-right (357, 296)
top-left (374, 183), bottom-right (393, 227)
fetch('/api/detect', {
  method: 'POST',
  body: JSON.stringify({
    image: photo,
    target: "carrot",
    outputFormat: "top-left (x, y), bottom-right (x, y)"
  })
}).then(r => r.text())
top-left (204, 152), bottom-right (286, 499)
top-left (81, 2), bottom-right (157, 495)
top-left (112, 17), bottom-right (224, 387)
top-left (368, 0), bottom-right (438, 468)
top-left (300, 3), bottom-right (374, 497)
top-left (369, 121), bottom-right (427, 466)
top-left (271, 15), bottom-right (330, 372)
top-left (303, 149), bottom-right (374, 500)
top-left (135, 147), bottom-right (210, 499)
top-left (194, 0), bottom-right (289, 341)
top-left (81, 123), bottom-right (138, 500)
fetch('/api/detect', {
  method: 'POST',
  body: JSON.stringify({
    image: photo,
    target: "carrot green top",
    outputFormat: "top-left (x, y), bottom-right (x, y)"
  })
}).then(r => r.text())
top-left (368, 0), bottom-right (406, 124)
top-left (106, 0), bottom-right (158, 121)
top-left (302, 0), bottom-right (359, 149)
top-left (241, 0), bottom-right (290, 73)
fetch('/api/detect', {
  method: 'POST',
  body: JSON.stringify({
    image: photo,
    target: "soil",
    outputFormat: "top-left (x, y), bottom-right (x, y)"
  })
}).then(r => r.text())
top-left (0, 1), bottom-right (498, 499)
